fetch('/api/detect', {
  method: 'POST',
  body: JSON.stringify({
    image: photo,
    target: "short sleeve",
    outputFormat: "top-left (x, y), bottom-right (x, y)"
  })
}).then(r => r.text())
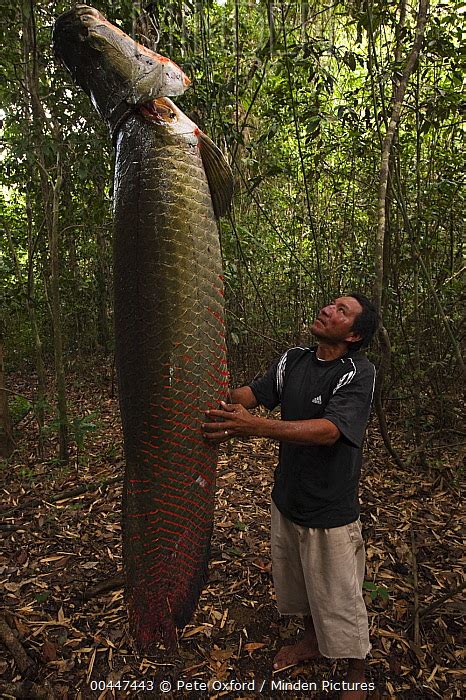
top-left (324, 360), bottom-right (376, 448)
top-left (249, 353), bottom-right (286, 410)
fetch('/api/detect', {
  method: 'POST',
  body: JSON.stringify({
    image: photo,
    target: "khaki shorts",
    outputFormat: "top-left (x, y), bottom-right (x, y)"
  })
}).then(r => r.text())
top-left (271, 501), bottom-right (370, 659)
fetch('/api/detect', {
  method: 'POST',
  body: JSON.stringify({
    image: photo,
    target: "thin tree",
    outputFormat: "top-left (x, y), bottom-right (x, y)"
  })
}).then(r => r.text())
top-left (21, 0), bottom-right (69, 462)
top-left (4, 215), bottom-right (47, 453)
top-left (373, 0), bottom-right (430, 467)
top-left (0, 333), bottom-right (15, 458)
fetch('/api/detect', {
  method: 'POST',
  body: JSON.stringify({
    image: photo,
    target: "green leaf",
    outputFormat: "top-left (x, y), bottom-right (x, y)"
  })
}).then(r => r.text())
top-left (234, 520), bottom-right (248, 531)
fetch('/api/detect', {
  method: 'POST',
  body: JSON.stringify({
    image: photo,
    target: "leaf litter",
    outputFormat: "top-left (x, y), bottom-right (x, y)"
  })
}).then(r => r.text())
top-left (0, 368), bottom-right (463, 698)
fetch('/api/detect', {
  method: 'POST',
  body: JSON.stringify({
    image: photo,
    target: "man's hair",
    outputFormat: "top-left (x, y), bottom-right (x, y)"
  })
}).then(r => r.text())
top-left (346, 292), bottom-right (379, 351)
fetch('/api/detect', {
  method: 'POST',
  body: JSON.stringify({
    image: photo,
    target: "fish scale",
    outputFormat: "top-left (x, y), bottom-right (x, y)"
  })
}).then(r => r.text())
top-left (114, 116), bottom-right (228, 646)
top-left (53, 4), bottom-right (232, 650)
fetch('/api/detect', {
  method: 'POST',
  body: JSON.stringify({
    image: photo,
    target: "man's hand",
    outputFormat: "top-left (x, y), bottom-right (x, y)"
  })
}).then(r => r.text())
top-left (202, 396), bottom-right (340, 447)
top-left (202, 401), bottom-right (259, 442)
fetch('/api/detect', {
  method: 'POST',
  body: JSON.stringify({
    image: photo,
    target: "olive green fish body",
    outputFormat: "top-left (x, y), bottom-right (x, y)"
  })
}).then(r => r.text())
top-left (114, 114), bottom-right (228, 644)
top-left (53, 5), bottom-right (233, 649)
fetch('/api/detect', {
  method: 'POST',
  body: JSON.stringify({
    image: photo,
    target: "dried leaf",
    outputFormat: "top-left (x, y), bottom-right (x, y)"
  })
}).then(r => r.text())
top-left (1, 372), bottom-right (462, 700)
top-left (4, 582), bottom-right (21, 593)
top-left (41, 556), bottom-right (67, 563)
top-left (182, 624), bottom-right (212, 639)
top-left (244, 642), bottom-right (266, 652)
top-left (210, 648), bottom-right (234, 661)
top-left (42, 640), bottom-right (58, 662)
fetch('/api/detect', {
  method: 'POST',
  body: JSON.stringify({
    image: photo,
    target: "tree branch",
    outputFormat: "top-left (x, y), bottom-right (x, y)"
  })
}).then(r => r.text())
top-left (0, 616), bottom-right (36, 678)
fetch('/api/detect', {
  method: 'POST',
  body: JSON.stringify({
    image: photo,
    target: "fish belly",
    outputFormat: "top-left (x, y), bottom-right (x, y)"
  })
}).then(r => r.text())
top-left (113, 115), bottom-right (228, 648)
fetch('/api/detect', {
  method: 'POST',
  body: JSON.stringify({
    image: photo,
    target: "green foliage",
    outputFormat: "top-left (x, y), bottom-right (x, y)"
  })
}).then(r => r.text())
top-left (68, 412), bottom-right (100, 453)
top-left (45, 412), bottom-right (99, 455)
top-left (363, 580), bottom-right (390, 603)
top-left (34, 591), bottom-right (51, 604)
top-left (18, 466), bottom-right (35, 481)
top-left (1, 0), bottom-right (463, 428)
top-left (9, 395), bottom-right (33, 425)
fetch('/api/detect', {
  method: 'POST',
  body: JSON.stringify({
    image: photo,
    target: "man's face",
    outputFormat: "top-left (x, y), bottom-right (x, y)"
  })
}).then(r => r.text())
top-left (310, 296), bottom-right (363, 345)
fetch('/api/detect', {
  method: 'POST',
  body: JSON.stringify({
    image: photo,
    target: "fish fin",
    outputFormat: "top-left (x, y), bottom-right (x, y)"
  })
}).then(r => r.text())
top-left (198, 131), bottom-right (234, 218)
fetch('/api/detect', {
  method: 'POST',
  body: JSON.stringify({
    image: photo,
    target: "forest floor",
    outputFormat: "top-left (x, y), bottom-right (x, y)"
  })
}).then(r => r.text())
top-left (0, 366), bottom-right (464, 699)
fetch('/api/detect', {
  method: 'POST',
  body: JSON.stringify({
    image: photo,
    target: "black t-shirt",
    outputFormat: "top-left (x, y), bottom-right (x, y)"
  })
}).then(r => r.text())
top-left (249, 346), bottom-right (376, 528)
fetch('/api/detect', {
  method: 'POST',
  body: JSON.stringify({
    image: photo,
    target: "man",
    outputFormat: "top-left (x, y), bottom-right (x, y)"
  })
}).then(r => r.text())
top-left (203, 293), bottom-right (378, 699)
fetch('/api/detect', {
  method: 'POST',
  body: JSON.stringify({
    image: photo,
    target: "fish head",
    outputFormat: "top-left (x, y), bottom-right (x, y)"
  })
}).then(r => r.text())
top-left (53, 5), bottom-right (190, 124)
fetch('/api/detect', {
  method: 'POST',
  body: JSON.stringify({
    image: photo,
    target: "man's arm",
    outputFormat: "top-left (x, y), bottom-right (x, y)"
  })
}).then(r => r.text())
top-left (229, 386), bottom-right (258, 409)
top-left (203, 401), bottom-right (340, 446)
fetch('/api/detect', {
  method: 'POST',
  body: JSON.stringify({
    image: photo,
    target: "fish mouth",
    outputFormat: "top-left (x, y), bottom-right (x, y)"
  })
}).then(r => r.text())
top-left (53, 6), bottom-right (105, 81)
top-left (53, 4), bottom-right (148, 67)
top-left (53, 5), bottom-right (101, 58)
top-left (59, 4), bottom-right (102, 23)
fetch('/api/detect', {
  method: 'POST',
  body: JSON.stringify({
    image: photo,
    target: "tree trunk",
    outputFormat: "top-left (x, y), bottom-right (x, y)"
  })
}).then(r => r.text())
top-left (373, 0), bottom-right (430, 467)
top-left (94, 181), bottom-right (111, 354)
top-left (21, 0), bottom-right (69, 463)
top-left (374, 0), bottom-right (430, 308)
top-left (48, 156), bottom-right (68, 462)
top-left (5, 200), bottom-right (47, 455)
top-left (0, 335), bottom-right (15, 458)
top-left (25, 189), bottom-right (47, 453)
top-left (95, 224), bottom-right (111, 353)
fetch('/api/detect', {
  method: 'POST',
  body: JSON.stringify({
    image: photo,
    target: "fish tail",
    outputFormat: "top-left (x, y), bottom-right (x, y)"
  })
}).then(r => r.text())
top-left (127, 526), bottom-right (212, 650)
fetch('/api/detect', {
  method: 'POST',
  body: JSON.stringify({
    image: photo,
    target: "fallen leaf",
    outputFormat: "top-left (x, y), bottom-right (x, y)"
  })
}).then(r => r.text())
top-left (182, 624), bottom-right (213, 639)
top-left (244, 642), bottom-right (266, 652)
top-left (42, 640), bottom-right (58, 662)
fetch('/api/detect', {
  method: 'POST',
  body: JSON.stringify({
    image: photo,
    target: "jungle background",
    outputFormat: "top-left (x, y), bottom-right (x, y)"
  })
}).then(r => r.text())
top-left (0, 0), bottom-right (464, 698)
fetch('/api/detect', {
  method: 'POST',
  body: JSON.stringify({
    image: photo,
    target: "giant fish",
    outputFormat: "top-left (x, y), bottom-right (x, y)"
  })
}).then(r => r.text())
top-left (53, 5), bottom-right (233, 649)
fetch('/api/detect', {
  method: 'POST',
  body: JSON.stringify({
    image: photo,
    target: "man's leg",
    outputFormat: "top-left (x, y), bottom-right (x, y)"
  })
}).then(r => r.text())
top-left (271, 503), bottom-right (319, 669)
top-left (342, 658), bottom-right (367, 700)
top-left (273, 614), bottom-right (320, 669)
top-left (301, 520), bottom-right (370, 698)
